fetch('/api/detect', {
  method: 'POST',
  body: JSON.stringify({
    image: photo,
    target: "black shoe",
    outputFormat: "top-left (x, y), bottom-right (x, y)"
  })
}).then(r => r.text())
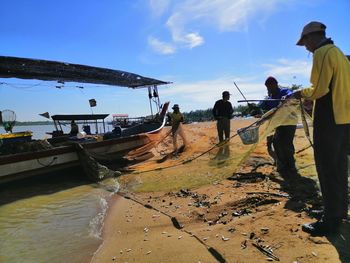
top-left (308, 210), bottom-right (348, 221)
top-left (277, 167), bottom-right (298, 176)
top-left (302, 219), bottom-right (340, 236)
top-left (309, 209), bottom-right (324, 220)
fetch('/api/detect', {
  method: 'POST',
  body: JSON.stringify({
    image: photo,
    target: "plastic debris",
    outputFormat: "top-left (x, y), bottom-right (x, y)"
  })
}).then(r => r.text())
top-left (261, 227), bottom-right (269, 234)
top-left (222, 236), bottom-right (230, 241)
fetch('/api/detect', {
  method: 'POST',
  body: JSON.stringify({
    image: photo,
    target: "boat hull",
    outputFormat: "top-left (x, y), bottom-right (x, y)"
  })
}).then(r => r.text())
top-left (0, 134), bottom-right (150, 183)
top-left (0, 131), bottom-right (33, 145)
top-left (0, 102), bottom-right (170, 183)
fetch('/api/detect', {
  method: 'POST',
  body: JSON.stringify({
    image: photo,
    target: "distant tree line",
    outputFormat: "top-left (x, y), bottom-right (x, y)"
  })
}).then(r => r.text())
top-left (182, 84), bottom-right (303, 123)
top-left (16, 121), bottom-right (53, 126)
top-left (182, 105), bottom-right (251, 123)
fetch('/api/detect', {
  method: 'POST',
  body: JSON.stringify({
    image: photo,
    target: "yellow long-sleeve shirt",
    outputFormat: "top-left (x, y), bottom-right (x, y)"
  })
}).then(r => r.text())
top-left (301, 44), bottom-right (350, 124)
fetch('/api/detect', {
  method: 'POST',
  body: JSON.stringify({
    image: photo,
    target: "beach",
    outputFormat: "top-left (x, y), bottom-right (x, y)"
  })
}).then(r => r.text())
top-left (92, 120), bottom-right (349, 263)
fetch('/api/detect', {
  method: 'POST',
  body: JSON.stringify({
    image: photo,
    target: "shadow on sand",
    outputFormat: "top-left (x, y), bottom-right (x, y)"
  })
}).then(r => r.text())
top-left (232, 155), bottom-right (350, 262)
top-left (326, 221), bottom-right (350, 262)
top-left (275, 172), bottom-right (350, 263)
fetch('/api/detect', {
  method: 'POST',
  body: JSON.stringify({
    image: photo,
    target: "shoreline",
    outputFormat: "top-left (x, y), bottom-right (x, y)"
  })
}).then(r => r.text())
top-left (91, 193), bottom-right (216, 262)
top-left (91, 121), bottom-right (349, 262)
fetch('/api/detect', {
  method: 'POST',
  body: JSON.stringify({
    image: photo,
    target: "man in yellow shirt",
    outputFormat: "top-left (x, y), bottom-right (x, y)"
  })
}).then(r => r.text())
top-left (293, 21), bottom-right (350, 236)
top-left (169, 104), bottom-right (188, 153)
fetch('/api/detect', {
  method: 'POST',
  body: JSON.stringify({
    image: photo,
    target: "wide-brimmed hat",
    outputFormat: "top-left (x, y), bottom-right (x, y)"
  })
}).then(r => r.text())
top-left (172, 104), bottom-right (180, 109)
top-left (296, 21), bottom-right (326, 46)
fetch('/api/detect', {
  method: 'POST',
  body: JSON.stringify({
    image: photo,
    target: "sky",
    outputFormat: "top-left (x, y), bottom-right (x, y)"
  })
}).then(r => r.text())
top-left (1, 0), bottom-right (349, 121)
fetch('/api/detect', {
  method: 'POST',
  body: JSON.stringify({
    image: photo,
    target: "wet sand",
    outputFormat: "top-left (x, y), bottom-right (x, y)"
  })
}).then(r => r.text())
top-left (92, 120), bottom-right (350, 263)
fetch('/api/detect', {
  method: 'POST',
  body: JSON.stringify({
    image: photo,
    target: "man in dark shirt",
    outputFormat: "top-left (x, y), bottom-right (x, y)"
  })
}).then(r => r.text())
top-left (212, 91), bottom-right (233, 143)
top-left (70, 120), bottom-right (79, 136)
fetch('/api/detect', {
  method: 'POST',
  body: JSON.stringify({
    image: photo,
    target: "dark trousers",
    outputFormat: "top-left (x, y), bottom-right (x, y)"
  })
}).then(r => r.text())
top-left (217, 118), bottom-right (230, 142)
top-left (273, 125), bottom-right (297, 172)
top-left (313, 123), bottom-right (349, 221)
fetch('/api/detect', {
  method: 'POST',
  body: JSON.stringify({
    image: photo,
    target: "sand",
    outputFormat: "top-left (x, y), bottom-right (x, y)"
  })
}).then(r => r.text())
top-left (92, 120), bottom-right (350, 263)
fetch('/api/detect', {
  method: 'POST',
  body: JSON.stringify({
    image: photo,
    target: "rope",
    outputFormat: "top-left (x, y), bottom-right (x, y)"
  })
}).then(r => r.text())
top-left (296, 144), bottom-right (313, 154)
top-left (118, 192), bottom-right (226, 262)
top-left (36, 156), bottom-right (58, 167)
top-left (154, 129), bottom-right (172, 154)
top-left (299, 99), bottom-right (314, 149)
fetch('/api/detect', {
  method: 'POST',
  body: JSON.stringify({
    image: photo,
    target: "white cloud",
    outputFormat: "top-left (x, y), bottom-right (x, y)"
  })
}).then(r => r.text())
top-left (159, 58), bottom-right (311, 111)
top-left (262, 58), bottom-right (312, 83)
top-left (149, 0), bottom-right (286, 54)
top-left (148, 36), bottom-right (176, 54)
top-left (165, 11), bottom-right (205, 48)
top-left (182, 32), bottom-right (204, 48)
top-left (149, 0), bottom-right (171, 17)
top-left (161, 75), bottom-right (264, 110)
top-left (168, 0), bottom-right (281, 32)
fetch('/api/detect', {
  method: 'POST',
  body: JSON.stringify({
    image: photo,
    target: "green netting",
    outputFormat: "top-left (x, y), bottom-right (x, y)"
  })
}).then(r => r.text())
top-left (119, 99), bottom-right (313, 192)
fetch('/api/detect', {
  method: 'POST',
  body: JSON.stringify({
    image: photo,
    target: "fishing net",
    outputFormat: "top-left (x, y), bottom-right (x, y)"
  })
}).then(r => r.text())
top-left (117, 99), bottom-right (314, 192)
top-left (1, 109), bottom-right (16, 133)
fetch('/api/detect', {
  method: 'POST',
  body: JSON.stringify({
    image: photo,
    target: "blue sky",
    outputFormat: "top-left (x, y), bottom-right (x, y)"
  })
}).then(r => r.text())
top-left (1, 0), bottom-right (349, 121)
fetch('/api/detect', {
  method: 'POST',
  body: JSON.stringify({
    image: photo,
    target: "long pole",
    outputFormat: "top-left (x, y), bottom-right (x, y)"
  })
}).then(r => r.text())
top-left (148, 87), bottom-right (153, 118)
top-left (237, 99), bottom-right (285, 103)
top-left (233, 82), bottom-right (247, 101)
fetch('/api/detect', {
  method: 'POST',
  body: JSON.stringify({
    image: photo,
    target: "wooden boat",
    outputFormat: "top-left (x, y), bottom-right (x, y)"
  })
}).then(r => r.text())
top-left (110, 114), bottom-right (145, 128)
top-left (0, 104), bottom-right (169, 184)
top-left (0, 131), bottom-right (33, 144)
top-left (0, 56), bottom-right (170, 183)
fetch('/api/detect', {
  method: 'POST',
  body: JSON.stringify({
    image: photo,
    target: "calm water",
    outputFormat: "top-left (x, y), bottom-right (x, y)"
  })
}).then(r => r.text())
top-left (0, 123), bottom-right (113, 140)
top-left (0, 125), bottom-right (118, 263)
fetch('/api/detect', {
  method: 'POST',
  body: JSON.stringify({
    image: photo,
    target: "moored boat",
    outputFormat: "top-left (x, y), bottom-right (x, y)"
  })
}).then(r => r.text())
top-left (0, 56), bottom-right (171, 183)
top-left (0, 102), bottom-right (169, 184)
top-left (0, 131), bottom-right (33, 145)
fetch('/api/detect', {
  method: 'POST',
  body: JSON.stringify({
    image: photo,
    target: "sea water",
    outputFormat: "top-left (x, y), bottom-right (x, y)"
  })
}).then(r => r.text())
top-left (0, 125), bottom-right (117, 263)
top-left (0, 174), bottom-right (119, 263)
top-left (0, 123), bottom-right (112, 140)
